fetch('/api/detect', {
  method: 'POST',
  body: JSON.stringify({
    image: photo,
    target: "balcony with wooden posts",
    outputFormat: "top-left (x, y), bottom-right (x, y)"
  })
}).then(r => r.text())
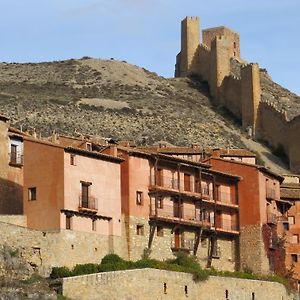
top-left (149, 200), bottom-right (213, 230)
top-left (148, 173), bottom-right (238, 210)
top-left (78, 195), bottom-right (98, 214)
top-left (216, 218), bottom-right (239, 235)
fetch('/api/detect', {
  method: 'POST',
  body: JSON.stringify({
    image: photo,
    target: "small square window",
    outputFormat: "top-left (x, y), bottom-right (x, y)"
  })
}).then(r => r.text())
top-left (28, 187), bottom-right (37, 201)
top-left (92, 219), bottom-right (96, 231)
top-left (283, 222), bottom-right (289, 231)
top-left (288, 216), bottom-right (295, 225)
top-left (291, 234), bottom-right (299, 244)
top-left (136, 224), bottom-right (144, 236)
top-left (70, 154), bottom-right (76, 165)
top-left (157, 226), bottom-right (164, 237)
top-left (66, 216), bottom-right (72, 230)
top-left (136, 191), bottom-right (143, 205)
top-left (86, 143), bottom-right (92, 151)
top-left (291, 254), bottom-right (298, 263)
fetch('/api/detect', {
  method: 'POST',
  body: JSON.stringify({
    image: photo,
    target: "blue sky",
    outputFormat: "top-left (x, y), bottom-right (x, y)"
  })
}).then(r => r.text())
top-left (0, 0), bottom-right (299, 94)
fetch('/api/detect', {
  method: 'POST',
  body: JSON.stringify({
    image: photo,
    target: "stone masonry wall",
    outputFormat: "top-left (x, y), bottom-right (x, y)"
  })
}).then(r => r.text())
top-left (0, 215), bottom-right (27, 227)
top-left (125, 216), bottom-right (236, 271)
top-left (240, 224), bottom-right (270, 274)
top-left (0, 221), bottom-right (127, 276)
top-left (289, 116), bottom-right (300, 173)
top-left (61, 268), bottom-right (293, 300)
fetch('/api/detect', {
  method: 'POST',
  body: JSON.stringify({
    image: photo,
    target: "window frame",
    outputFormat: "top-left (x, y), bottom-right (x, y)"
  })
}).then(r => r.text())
top-left (28, 187), bottom-right (37, 201)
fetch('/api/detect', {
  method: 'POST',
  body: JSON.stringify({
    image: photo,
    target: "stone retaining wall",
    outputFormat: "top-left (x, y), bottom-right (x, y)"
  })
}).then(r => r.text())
top-left (61, 268), bottom-right (294, 300)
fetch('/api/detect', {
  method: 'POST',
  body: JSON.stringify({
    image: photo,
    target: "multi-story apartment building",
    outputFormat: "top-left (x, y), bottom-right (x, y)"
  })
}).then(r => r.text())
top-left (0, 116), bottom-right (25, 214)
top-left (280, 175), bottom-right (300, 281)
top-left (206, 157), bottom-right (285, 275)
top-left (103, 145), bottom-right (241, 271)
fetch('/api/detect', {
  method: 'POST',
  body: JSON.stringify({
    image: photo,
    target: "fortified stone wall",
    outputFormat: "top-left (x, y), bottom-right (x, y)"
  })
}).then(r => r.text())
top-left (175, 17), bottom-right (300, 172)
top-left (289, 116), bottom-right (300, 173)
top-left (257, 101), bottom-right (289, 154)
top-left (0, 221), bottom-right (127, 276)
top-left (61, 268), bottom-right (293, 300)
top-left (220, 75), bottom-right (242, 118)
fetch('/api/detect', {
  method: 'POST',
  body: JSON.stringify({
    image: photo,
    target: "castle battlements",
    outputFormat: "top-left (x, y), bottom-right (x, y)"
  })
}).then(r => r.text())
top-left (175, 16), bottom-right (300, 173)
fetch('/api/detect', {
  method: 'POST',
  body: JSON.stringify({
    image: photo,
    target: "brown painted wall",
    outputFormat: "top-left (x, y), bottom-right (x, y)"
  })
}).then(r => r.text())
top-left (0, 121), bottom-right (24, 214)
top-left (23, 139), bottom-right (64, 230)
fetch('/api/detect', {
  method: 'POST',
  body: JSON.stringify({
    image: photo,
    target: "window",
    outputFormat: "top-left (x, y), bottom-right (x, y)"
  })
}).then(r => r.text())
top-left (291, 254), bottom-right (298, 263)
top-left (184, 174), bottom-right (191, 191)
top-left (66, 216), bottom-right (72, 230)
top-left (10, 144), bottom-right (17, 164)
top-left (288, 216), bottom-right (295, 225)
top-left (81, 182), bottom-right (91, 208)
top-left (28, 187), bottom-right (37, 201)
top-left (157, 226), bottom-right (164, 237)
top-left (233, 42), bottom-right (236, 48)
top-left (283, 222), bottom-right (289, 231)
top-left (136, 224), bottom-right (144, 236)
top-left (157, 197), bottom-right (163, 209)
top-left (136, 191), bottom-right (143, 205)
top-left (9, 139), bottom-right (23, 165)
top-left (86, 143), bottom-right (92, 151)
top-left (92, 219), bottom-right (96, 231)
top-left (291, 234), bottom-right (299, 244)
top-left (70, 154), bottom-right (76, 165)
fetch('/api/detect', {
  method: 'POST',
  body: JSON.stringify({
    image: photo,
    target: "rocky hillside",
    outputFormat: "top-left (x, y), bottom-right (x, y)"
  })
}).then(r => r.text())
top-left (0, 58), bottom-right (245, 148)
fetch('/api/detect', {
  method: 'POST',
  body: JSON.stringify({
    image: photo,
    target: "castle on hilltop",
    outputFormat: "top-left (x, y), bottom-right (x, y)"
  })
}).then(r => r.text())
top-left (175, 17), bottom-right (300, 174)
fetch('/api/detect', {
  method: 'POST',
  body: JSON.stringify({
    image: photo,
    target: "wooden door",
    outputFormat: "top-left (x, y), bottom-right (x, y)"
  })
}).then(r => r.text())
top-left (175, 230), bottom-right (181, 248)
top-left (173, 198), bottom-right (180, 218)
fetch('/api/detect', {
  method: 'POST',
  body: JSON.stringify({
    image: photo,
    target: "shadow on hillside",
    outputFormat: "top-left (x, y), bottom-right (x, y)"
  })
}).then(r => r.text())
top-left (261, 151), bottom-right (290, 171)
top-left (0, 177), bottom-right (23, 214)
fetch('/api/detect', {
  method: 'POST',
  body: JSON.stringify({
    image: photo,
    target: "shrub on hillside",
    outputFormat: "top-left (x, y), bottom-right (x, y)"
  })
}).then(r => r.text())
top-left (50, 266), bottom-right (72, 279)
top-left (72, 263), bottom-right (100, 276)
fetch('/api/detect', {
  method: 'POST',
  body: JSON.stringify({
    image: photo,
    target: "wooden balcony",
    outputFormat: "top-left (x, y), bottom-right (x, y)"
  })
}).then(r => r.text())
top-left (149, 202), bottom-right (212, 230)
top-left (216, 219), bottom-right (239, 235)
top-left (78, 195), bottom-right (98, 214)
top-left (149, 175), bottom-right (238, 208)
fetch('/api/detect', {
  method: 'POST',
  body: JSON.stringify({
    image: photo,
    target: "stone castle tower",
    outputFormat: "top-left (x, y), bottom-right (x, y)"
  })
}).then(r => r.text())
top-left (175, 16), bottom-right (261, 135)
top-left (175, 16), bottom-right (300, 173)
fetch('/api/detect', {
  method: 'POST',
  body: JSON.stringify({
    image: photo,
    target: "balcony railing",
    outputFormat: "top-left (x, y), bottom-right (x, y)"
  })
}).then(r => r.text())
top-left (267, 212), bottom-right (277, 224)
top-left (150, 203), bottom-right (212, 227)
top-left (79, 195), bottom-right (98, 212)
top-left (171, 238), bottom-right (195, 252)
top-left (266, 188), bottom-right (276, 200)
top-left (218, 219), bottom-right (238, 232)
top-left (9, 152), bottom-right (23, 166)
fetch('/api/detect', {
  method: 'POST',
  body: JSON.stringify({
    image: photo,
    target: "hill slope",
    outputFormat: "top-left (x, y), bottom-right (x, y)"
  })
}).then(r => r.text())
top-left (0, 58), bottom-right (245, 148)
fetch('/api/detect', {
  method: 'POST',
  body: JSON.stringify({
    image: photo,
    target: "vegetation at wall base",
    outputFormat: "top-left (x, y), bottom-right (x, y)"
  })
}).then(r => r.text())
top-left (49, 253), bottom-right (292, 291)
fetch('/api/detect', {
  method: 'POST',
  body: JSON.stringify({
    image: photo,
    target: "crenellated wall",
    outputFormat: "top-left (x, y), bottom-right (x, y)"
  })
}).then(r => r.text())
top-left (175, 16), bottom-right (300, 173)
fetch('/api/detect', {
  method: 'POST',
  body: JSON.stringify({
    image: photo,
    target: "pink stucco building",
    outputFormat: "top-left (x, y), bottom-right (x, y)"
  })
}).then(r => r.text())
top-left (23, 137), bottom-right (123, 237)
